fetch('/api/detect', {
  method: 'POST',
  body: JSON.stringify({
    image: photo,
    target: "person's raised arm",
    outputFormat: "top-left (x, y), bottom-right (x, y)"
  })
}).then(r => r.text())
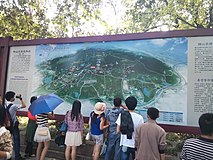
top-left (20, 98), bottom-right (26, 108)
top-left (48, 111), bottom-right (54, 119)
top-left (17, 94), bottom-right (26, 108)
top-left (100, 117), bottom-right (109, 130)
top-left (120, 104), bottom-right (128, 110)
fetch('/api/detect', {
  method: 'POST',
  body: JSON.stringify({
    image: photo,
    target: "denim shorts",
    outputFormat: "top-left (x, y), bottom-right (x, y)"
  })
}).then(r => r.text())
top-left (91, 134), bottom-right (103, 145)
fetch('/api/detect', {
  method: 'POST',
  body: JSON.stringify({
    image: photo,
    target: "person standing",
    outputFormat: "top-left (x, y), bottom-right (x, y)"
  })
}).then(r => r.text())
top-left (5, 91), bottom-right (26, 160)
top-left (180, 113), bottom-right (213, 160)
top-left (116, 96), bottom-right (144, 160)
top-left (88, 102), bottom-right (109, 160)
top-left (0, 95), bottom-right (10, 135)
top-left (64, 100), bottom-right (84, 160)
top-left (0, 105), bottom-right (13, 160)
top-left (135, 107), bottom-right (167, 160)
top-left (24, 96), bottom-right (38, 158)
top-left (104, 98), bottom-right (126, 160)
top-left (34, 111), bottom-right (54, 160)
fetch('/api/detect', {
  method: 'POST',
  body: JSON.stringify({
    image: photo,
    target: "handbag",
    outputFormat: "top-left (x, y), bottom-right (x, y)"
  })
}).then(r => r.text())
top-left (85, 132), bottom-right (91, 140)
top-left (59, 121), bottom-right (67, 133)
top-left (37, 127), bottom-right (48, 136)
top-left (55, 134), bottom-right (66, 147)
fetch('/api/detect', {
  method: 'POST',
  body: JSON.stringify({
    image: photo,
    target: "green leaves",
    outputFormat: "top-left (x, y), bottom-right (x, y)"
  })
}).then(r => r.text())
top-left (0, 0), bottom-right (212, 39)
top-left (52, 0), bottom-right (102, 37)
top-left (124, 0), bottom-right (212, 33)
top-left (0, 0), bottom-right (51, 40)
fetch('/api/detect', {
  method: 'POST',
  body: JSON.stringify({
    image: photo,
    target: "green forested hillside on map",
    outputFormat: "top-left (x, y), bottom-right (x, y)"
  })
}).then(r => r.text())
top-left (36, 48), bottom-right (180, 105)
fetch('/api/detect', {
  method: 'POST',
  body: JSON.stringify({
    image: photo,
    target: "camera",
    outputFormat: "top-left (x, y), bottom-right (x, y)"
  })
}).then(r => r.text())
top-left (16, 94), bottom-right (22, 99)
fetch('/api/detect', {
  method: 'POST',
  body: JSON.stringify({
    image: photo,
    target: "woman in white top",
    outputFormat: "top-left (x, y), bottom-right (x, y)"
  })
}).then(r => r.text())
top-left (34, 112), bottom-right (54, 160)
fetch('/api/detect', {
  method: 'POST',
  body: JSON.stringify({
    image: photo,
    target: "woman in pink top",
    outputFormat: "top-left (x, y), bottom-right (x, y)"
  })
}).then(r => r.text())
top-left (64, 100), bottom-right (84, 160)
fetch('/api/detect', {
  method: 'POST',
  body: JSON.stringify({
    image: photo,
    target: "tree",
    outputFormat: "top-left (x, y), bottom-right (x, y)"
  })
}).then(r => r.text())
top-left (0, 0), bottom-right (212, 39)
top-left (0, 0), bottom-right (51, 40)
top-left (52, 0), bottom-right (104, 37)
top-left (122, 0), bottom-right (213, 33)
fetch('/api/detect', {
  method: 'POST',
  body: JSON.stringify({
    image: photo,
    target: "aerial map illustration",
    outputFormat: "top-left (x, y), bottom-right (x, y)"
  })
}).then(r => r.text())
top-left (32, 38), bottom-right (188, 124)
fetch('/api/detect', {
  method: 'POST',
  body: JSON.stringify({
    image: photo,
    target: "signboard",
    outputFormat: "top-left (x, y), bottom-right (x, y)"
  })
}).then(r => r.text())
top-left (6, 35), bottom-right (213, 127)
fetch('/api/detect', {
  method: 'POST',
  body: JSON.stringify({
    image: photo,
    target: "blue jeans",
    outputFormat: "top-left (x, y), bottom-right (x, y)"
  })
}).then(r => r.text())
top-left (121, 145), bottom-right (136, 160)
top-left (13, 126), bottom-right (21, 160)
top-left (104, 134), bottom-right (121, 160)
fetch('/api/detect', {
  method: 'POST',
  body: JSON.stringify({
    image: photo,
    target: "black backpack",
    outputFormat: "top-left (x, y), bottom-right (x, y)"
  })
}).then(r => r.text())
top-left (120, 110), bottom-right (134, 139)
top-left (6, 104), bottom-right (18, 133)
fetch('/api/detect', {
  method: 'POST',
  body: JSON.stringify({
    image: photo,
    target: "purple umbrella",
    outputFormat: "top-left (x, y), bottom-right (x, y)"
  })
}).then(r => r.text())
top-left (29, 93), bottom-right (64, 116)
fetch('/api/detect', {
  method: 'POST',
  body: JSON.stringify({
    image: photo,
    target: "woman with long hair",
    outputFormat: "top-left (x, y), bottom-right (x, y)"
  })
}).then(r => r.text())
top-left (64, 100), bottom-right (84, 160)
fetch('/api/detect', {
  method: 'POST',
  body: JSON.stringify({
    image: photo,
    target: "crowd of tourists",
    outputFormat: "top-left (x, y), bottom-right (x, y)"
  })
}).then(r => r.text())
top-left (0, 91), bottom-right (213, 160)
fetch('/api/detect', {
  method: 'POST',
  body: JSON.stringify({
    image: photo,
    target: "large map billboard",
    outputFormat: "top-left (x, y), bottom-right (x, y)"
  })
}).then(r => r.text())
top-left (6, 35), bottom-right (213, 126)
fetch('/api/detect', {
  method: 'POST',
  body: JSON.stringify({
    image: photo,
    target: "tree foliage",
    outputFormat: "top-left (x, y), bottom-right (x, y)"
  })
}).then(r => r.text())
top-left (123, 0), bottom-right (213, 33)
top-left (0, 0), bottom-right (212, 39)
top-left (0, 0), bottom-right (51, 40)
top-left (52, 0), bottom-right (104, 37)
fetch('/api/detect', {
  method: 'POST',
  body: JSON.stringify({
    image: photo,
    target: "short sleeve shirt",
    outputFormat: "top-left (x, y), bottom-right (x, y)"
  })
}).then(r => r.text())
top-left (65, 111), bottom-right (84, 132)
top-left (36, 113), bottom-right (49, 127)
top-left (106, 107), bottom-right (123, 135)
top-left (116, 112), bottom-right (144, 148)
top-left (5, 101), bottom-right (21, 124)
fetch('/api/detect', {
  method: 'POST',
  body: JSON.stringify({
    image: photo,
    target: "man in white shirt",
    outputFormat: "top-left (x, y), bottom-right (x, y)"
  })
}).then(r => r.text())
top-left (5, 91), bottom-right (26, 160)
top-left (116, 96), bottom-right (144, 160)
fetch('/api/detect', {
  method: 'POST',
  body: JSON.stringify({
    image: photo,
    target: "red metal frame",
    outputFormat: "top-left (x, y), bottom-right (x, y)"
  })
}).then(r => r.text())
top-left (1, 29), bottom-right (213, 134)
top-left (8, 29), bottom-right (213, 47)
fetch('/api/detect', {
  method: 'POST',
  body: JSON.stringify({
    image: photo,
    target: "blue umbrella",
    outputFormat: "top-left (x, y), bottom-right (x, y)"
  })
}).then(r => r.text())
top-left (29, 93), bottom-right (64, 116)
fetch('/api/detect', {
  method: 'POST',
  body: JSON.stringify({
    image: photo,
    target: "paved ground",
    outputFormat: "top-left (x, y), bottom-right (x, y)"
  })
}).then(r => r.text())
top-left (14, 128), bottom-right (178, 160)
top-left (11, 154), bottom-right (56, 160)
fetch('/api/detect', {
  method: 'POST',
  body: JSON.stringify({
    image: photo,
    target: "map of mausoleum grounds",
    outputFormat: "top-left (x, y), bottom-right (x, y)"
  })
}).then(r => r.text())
top-left (37, 48), bottom-right (180, 106)
top-left (32, 38), bottom-right (187, 124)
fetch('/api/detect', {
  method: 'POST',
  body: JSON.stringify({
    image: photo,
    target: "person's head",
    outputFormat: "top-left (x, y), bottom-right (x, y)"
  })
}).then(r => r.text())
top-left (94, 102), bottom-right (106, 115)
top-left (0, 105), bottom-right (6, 126)
top-left (72, 100), bottom-right (81, 113)
top-left (30, 96), bottom-right (37, 104)
top-left (92, 102), bottom-right (106, 123)
top-left (113, 98), bottom-right (122, 107)
top-left (199, 113), bottom-right (213, 136)
top-left (71, 100), bottom-right (81, 121)
top-left (125, 96), bottom-right (137, 110)
top-left (147, 107), bottom-right (159, 120)
top-left (5, 91), bottom-right (16, 102)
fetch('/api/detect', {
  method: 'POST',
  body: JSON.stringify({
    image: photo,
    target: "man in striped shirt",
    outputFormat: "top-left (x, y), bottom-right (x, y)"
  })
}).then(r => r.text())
top-left (180, 113), bottom-right (213, 160)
